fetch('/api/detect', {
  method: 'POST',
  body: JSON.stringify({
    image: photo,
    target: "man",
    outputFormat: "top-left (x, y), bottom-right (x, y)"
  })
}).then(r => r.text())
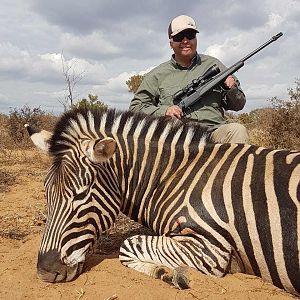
top-left (129, 15), bottom-right (249, 143)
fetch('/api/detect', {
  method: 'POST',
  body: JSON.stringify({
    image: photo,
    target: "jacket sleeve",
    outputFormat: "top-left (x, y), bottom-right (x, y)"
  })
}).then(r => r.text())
top-left (213, 58), bottom-right (246, 112)
top-left (222, 82), bottom-right (246, 111)
top-left (129, 73), bottom-right (169, 116)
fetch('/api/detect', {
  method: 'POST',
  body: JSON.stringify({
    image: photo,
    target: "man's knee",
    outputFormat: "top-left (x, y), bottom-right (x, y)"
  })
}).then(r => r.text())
top-left (228, 123), bottom-right (249, 143)
top-left (211, 123), bottom-right (249, 144)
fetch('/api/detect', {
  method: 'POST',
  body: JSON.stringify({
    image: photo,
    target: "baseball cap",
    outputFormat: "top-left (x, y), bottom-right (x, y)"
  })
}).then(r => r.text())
top-left (168, 15), bottom-right (199, 38)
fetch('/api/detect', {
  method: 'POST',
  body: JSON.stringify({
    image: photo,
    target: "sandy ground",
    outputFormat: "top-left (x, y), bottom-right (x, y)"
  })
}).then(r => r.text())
top-left (0, 150), bottom-right (298, 300)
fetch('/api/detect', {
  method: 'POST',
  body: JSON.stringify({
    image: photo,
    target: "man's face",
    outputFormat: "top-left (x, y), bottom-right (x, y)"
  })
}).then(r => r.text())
top-left (170, 30), bottom-right (197, 60)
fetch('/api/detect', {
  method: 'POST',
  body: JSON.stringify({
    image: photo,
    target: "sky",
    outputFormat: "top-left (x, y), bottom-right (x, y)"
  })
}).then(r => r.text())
top-left (0, 0), bottom-right (299, 115)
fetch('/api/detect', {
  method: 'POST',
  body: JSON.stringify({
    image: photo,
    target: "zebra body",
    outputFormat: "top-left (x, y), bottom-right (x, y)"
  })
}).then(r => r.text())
top-left (28, 108), bottom-right (300, 296)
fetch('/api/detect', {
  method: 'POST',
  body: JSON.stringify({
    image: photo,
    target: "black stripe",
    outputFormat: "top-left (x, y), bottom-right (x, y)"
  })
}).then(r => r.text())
top-left (62, 228), bottom-right (95, 246)
top-left (232, 147), bottom-right (261, 276)
top-left (273, 151), bottom-right (299, 292)
top-left (211, 144), bottom-right (244, 223)
top-left (66, 238), bottom-right (94, 257)
top-left (250, 148), bottom-right (283, 288)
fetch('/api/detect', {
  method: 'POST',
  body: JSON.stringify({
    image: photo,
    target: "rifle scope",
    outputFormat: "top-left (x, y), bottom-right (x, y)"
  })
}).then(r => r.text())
top-left (173, 64), bottom-right (220, 104)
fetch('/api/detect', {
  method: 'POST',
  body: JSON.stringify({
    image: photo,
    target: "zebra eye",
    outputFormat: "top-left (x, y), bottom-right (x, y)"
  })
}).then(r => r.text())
top-left (73, 189), bottom-right (89, 201)
top-left (71, 188), bottom-right (91, 212)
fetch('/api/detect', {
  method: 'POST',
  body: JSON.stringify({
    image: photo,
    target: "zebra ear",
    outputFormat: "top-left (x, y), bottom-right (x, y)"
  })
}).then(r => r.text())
top-left (82, 137), bottom-right (116, 163)
top-left (24, 124), bottom-right (52, 152)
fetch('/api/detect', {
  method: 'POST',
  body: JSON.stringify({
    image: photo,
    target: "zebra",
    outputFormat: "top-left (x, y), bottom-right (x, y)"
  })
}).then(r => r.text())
top-left (26, 107), bottom-right (300, 296)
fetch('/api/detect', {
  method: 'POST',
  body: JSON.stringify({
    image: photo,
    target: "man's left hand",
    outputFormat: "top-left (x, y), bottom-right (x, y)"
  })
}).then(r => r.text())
top-left (224, 75), bottom-right (237, 89)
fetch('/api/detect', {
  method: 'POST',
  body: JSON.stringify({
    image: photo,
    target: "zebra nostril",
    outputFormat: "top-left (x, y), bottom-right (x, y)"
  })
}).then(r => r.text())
top-left (37, 250), bottom-right (83, 282)
top-left (37, 250), bottom-right (67, 282)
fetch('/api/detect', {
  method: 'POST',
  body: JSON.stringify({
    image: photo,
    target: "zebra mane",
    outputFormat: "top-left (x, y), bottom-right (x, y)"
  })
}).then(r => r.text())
top-left (48, 107), bottom-right (212, 156)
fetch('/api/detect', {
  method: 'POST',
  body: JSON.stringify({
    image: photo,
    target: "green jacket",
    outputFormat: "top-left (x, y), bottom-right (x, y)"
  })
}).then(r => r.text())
top-left (129, 53), bottom-right (246, 128)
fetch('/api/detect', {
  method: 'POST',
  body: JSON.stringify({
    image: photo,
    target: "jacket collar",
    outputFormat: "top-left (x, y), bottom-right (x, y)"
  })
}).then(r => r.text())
top-left (171, 52), bottom-right (201, 70)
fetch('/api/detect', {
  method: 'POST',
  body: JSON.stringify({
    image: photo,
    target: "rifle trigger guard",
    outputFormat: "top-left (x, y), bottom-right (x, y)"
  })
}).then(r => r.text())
top-left (183, 106), bottom-right (192, 117)
top-left (212, 86), bottom-right (225, 94)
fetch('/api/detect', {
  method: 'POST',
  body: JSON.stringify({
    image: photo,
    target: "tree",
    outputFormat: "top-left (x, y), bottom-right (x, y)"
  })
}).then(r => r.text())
top-left (126, 74), bottom-right (143, 93)
top-left (72, 94), bottom-right (107, 110)
top-left (59, 53), bottom-right (84, 111)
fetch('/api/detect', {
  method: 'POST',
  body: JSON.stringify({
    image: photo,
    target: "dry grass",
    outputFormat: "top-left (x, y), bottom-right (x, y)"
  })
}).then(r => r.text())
top-left (93, 214), bottom-right (155, 254)
top-left (0, 170), bottom-right (16, 193)
top-left (0, 147), bottom-right (49, 240)
top-left (239, 81), bottom-right (300, 150)
top-left (0, 148), bottom-right (51, 167)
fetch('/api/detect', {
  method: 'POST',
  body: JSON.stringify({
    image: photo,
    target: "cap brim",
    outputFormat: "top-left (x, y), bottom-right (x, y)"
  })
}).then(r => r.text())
top-left (170, 27), bottom-right (199, 37)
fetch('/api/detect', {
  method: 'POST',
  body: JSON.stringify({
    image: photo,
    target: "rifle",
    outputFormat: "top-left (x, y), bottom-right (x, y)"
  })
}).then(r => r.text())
top-left (173, 32), bottom-right (283, 112)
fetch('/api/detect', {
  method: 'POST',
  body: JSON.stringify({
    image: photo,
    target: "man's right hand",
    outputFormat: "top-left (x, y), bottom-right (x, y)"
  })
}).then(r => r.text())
top-left (165, 105), bottom-right (183, 119)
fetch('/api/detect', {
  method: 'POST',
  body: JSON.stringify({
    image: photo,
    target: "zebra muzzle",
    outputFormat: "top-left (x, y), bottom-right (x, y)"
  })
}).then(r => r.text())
top-left (37, 250), bottom-right (84, 282)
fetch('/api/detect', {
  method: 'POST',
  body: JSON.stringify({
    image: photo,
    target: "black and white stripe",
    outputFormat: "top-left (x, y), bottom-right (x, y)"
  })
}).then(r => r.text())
top-left (33, 107), bottom-right (299, 295)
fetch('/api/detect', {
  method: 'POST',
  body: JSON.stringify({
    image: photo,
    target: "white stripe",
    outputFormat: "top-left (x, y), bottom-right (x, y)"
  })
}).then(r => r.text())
top-left (87, 111), bottom-right (97, 137)
top-left (136, 120), bottom-right (158, 220)
top-left (264, 151), bottom-right (294, 293)
top-left (99, 112), bottom-right (107, 134)
top-left (289, 164), bottom-right (300, 260)
top-left (242, 153), bottom-right (271, 281)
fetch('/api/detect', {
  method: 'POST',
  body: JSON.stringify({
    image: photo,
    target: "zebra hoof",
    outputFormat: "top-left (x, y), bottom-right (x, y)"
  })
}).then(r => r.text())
top-left (153, 266), bottom-right (190, 289)
top-left (172, 267), bottom-right (189, 289)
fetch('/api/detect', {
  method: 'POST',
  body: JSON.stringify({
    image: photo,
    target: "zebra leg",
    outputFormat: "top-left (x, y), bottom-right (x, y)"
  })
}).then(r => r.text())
top-left (119, 234), bottom-right (232, 289)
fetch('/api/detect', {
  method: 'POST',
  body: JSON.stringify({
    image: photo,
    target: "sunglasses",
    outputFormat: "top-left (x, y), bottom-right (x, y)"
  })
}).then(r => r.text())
top-left (172, 30), bottom-right (197, 42)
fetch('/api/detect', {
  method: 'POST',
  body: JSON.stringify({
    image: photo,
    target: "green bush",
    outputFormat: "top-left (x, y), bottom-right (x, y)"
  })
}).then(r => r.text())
top-left (72, 94), bottom-right (107, 110)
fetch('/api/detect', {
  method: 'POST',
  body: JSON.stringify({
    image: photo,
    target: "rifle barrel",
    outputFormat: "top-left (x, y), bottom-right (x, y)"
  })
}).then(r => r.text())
top-left (241, 32), bottom-right (283, 63)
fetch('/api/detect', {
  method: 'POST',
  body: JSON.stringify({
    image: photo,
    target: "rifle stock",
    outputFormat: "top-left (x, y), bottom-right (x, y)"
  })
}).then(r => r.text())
top-left (175, 32), bottom-right (283, 112)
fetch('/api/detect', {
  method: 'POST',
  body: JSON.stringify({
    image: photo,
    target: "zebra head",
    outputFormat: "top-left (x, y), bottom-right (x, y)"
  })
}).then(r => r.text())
top-left (26, 110), bottom-right (121, 283)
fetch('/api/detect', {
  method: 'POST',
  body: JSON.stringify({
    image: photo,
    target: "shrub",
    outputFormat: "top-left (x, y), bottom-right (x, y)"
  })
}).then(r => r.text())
top-left (6, 105), bottom-right (58, 149)
top-left (0, 114), bottom-right (10, 149)
top-left (72, 94), bottom-right (107, 110)
top-left (239, 79), bottom-right (300, 150)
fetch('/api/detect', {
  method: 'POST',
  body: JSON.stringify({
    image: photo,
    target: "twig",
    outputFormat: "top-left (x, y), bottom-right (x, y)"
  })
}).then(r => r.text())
top-left (105, 295), bottom-right (118, 300)
top-left (76, 288), bottom-right (85, 300)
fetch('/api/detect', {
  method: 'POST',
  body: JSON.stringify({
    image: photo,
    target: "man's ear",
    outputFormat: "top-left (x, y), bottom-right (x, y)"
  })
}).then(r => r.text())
top-left (25, 124), bottom-right (52, 152)
top-left (81, 137), bottom-right (117, 163)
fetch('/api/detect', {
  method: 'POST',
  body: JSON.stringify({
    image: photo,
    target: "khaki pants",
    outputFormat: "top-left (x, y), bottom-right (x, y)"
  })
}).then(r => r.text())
top-left (210, 123), bottom-right (249, 144)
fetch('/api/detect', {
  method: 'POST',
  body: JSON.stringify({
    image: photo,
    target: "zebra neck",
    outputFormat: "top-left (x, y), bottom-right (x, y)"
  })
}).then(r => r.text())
top-left (110, 127), bottom-right (195, 232)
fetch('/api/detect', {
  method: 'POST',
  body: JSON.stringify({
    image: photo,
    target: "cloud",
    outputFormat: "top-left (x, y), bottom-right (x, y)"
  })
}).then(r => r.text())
top-left (0, 43), bottom-right (63, 83)
top-left (89, 71), bottom-right (134, 109)
top-left (0, 41), bottom-right (108, 86)
top-left (0, 93), bottom-right (9, 110)
top-left (204, 10), bottom-right (287, 65)
top-left (29, 0), bottom-right (188, 34)
top-left (61, 32), bottom-right (121, 60)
